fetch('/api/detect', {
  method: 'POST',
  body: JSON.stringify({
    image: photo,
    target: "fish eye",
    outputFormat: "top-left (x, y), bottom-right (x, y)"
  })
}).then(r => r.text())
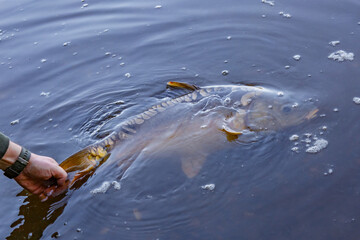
top-left (282, 105), bottom-right (292, 113)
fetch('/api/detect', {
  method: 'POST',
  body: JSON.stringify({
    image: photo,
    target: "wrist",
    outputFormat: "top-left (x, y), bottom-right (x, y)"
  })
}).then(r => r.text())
top-left (0, 141), bottom-right (22, 170)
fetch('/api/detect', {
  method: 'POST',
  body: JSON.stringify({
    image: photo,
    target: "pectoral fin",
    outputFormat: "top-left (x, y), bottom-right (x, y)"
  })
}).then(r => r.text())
top-left (181, 155), bottom-right (206, 178)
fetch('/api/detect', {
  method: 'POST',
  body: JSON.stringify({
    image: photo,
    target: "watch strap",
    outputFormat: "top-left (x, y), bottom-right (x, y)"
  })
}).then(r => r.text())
top-left (4, 147), bottom-right (31, 179)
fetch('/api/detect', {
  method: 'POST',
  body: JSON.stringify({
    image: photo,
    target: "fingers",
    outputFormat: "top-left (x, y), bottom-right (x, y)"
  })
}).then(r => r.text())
top-left (51, 165), bottom-right (68, 187)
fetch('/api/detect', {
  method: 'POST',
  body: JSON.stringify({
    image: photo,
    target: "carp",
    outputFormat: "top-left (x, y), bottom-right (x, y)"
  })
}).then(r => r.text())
top-left (60, 81), bottom-right (318, 185)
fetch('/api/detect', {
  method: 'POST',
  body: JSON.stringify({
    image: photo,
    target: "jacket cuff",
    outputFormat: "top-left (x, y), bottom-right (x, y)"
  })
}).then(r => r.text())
top-left (0, 132), bottom-right (10, 160)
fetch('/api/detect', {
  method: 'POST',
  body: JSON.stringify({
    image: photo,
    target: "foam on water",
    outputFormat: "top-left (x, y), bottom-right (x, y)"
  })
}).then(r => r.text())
top-left (90, 181), bottom-right (121, 194)
top-left (201, 183), bottom-right (215, 191)
top-left (328, 50), bottom-right (354, 61)
top-left (306, 139), bottom-right (328, 154)
top-left (353, 97), bottom-right (360, 105)
top-left (329, 41), bottom-right (340, 46)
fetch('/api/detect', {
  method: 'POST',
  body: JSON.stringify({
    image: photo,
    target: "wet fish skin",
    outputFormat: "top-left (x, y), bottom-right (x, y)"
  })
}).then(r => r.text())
top-left (60, 82), bottom-right (317, 185)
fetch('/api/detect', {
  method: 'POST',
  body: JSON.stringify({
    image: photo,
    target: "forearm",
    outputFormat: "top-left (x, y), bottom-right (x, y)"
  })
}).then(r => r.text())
top-left (0, 132), bottom-right (22, 170)
top-left (0, 140), bottom-right (22, 170)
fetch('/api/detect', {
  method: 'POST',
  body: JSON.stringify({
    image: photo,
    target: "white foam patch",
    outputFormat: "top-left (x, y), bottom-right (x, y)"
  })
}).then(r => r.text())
top-left (112, 181), bottom-right (121, 190)
top-left (328, 50), bottom-right (354, 62)
top-left (306, 139), bottom-right (328, 154)
top-left (329, 40), bottom-right (340, 47)
top-left (90, 181), bottom-right (111, 194)
top-left (353, 97), bottom-right (360, 105)
top-left (201, 183), bottom-right (215, 191)
top-left (289, 134), bottom-right (299, 141)
top-left (261, 0), bottom-right (275, 6)
top-left (90, 181), bottom-right (121, 194)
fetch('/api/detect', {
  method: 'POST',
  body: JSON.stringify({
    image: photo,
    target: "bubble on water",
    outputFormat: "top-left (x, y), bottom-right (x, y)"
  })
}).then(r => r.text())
top-left (329, 40), bottom-right (340, 47)
top-left (201, 183), bottom-right (215, 191)
top-left (291, 147), bottom-right (299, 153)
top-left (112, 181), bottom-right (121, 190)
top-left (320, 114), bottom-right (326, 117)
top-left (40, 59), bottom-right (47, 63)
top-left (279, 12), bottom-right (292, 18)
top-left (181, 67), bottom-right (187, 70)
top-left (81, 3), bottom-right (88, 8)
top-left (124, 73), bottom-right (131, 78)
top-left (40, 91), bottom-right (50, 97)
top-left (261, 0), bottom-right (275, 6)
top-left (324, 168), bottom-right (334, 176)
top-left (277, 91), bottom-right (284, 97)
top-left (328, 50), bottom-right (354, 62)
top-left (304, 133), bottom-right (312, 138)
top-left (154, 5), bottom-right (162, 9)
top-left (283, 14), bottom-right (291, 18)
top-left (333, 108), bottom-right (339, 112)
top-left (289, 134), bottom-right (299, 141)
top-left (321, 126), bottom-right (327, 131)
top-left (90, 181), bottom-right (111, 194)
top-left (285, 65), bottom-right (290, 69)
top-left (353, 97), bottom-right (360, 105)
top-left (226, 36), bottom-right (232, 40)
top-left (63, 41), bottom-right (71, 46)
top-left (292, 102), bottom-right (299, 108)
top-left (10, 119), bottom-right (20, 125)
top-left (306, 139), bottom-right (328, 154)
top-left (105, 52), bottom-right (111, 56)
top-left (293, 55), bottom-right (301, 61)
top-left (119, 62), bottom-right (125, 66)
top-left (222, 70), bottom-right (229, 76)
top-left (223, 97), bottom-right (231, 105)
top-left (261, 14), bottom-right (267, 18)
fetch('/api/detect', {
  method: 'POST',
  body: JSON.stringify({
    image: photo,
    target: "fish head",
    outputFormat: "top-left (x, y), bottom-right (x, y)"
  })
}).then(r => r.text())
top-left (243, 89), bottom-right (318, 131)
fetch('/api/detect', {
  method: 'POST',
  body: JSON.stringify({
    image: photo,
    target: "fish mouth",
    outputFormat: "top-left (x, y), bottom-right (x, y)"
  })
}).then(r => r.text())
top-left (305, 108), bottom-right (319, 120)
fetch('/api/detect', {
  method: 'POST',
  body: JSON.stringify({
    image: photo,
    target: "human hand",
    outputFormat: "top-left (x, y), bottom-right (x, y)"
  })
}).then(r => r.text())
top-left (14, 153), bottom-right (68, 200)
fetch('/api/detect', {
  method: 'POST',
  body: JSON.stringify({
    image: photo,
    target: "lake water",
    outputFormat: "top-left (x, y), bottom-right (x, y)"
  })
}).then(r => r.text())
top-left (0, 0), bottom-right (360, 239)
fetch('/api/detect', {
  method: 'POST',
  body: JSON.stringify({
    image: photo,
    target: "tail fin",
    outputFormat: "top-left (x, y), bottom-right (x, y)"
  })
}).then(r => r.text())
top-left (60, 145), bottom-right (110, 188)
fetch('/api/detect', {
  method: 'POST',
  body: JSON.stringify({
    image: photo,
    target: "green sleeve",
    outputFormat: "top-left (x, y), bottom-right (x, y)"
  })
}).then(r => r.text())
top-left (0, 132), bottom-right (10, 159)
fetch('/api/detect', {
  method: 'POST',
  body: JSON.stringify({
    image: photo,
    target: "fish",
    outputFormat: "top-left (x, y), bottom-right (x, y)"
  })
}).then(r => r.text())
top-left (60, 81), bottom-right (318, 186)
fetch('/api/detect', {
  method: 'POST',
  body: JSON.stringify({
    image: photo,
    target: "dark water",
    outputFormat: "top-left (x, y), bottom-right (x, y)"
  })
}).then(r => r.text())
top-left (0, 0), bottom-right (359, 239)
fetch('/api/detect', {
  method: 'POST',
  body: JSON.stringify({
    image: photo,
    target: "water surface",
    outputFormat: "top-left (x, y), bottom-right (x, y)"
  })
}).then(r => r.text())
top-left (0, 0), bottom-right (359, 239)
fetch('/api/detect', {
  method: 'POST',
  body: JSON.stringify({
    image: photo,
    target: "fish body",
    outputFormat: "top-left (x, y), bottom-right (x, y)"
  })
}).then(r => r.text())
top-left (60, 82), bottom-right (318, 183)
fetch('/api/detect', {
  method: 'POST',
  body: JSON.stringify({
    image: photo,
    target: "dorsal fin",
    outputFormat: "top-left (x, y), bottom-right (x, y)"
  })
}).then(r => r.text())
top-left (167, 81), bottom-right (200, 91)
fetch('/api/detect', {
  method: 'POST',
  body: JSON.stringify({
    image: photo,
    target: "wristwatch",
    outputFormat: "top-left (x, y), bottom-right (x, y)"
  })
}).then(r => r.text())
top-left (4, 147), bottom-right (31, 179)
